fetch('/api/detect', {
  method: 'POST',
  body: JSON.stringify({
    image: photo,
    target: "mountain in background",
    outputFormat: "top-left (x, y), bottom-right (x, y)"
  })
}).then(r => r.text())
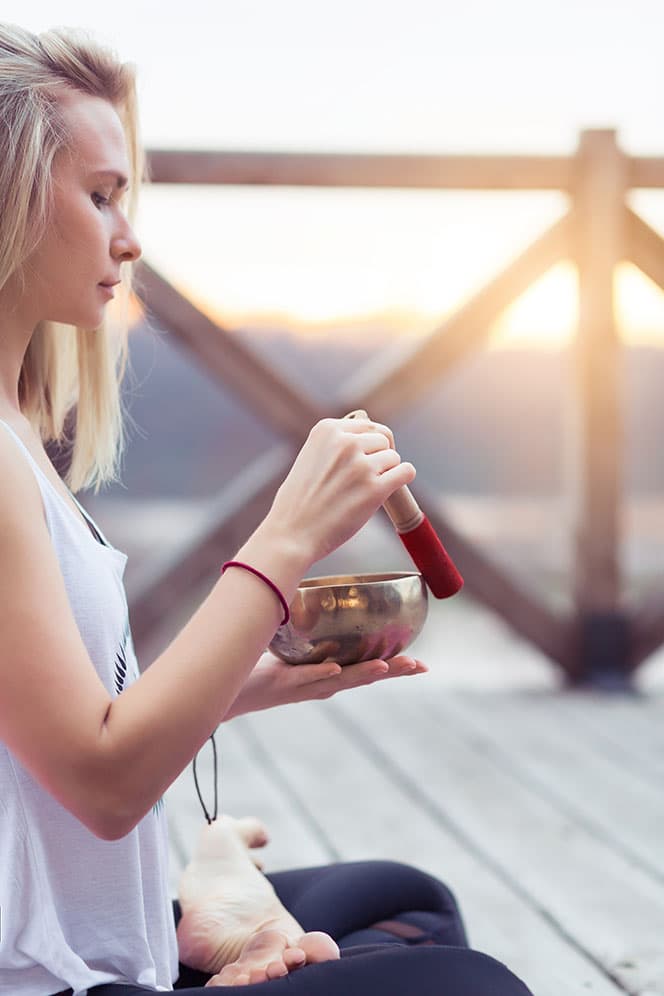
top-left (85, 320), bottom-right (664, 500)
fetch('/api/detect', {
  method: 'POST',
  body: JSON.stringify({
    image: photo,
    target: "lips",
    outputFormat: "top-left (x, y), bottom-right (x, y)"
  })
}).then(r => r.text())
top-left (99, 280), bottom-right (121, 288)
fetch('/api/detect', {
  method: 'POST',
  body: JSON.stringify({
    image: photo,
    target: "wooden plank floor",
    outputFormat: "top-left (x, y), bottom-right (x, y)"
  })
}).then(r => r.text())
top-left (163, 592), bottom-right (664, 996)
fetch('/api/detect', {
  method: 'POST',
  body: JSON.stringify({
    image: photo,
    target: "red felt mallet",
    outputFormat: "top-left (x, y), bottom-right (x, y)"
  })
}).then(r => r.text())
top-left (381, 484), bottom-right (463, 598)
top-left (346, 410), bottom-right (464, 599)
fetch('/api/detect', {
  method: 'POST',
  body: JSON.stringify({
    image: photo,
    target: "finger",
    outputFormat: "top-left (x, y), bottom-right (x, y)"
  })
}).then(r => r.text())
top-left (353, 431), bottom-right (391, 455)
top-left (341, 416), bottom-right (396, 449)
top-left (383, 655), bottom-right (428, 676)
top-left (290, 661), bottom-right (343, 684)
top-left (329, 659), bottom-right (390, 687)
top-left (375, 656), bottom-right (417, 676)
top-left (344, 656), bottom-right (426, 683)
top-left (309, 657), bottom-right (427, 699)
top-left (367, 447), bottom-right (402, 476)
top-left (307, 660), bottom-right (386, 698)
top-left (376, 460), bottom-right (416, 497)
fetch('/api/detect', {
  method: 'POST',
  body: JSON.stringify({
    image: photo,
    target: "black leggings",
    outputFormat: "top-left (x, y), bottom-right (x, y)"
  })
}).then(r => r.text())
top-left (88, 861), bottom-right (533, 995)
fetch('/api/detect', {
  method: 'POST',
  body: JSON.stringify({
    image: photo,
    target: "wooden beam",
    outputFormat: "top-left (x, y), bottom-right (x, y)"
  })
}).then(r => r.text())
top-left (127, 446), bottom-right (295, 657)
top-left (134, 261), bottom-right (325, 440)
top-left (629, 589), bottom-right (664, 670)
top-left (336, 211), bottom-right (572, 421)
top-left (408, 483), bottom-right (577, 672)
top-left (569, 130), bottom-right (626, 618)
top-left (625, 206), bottom-right (664, 292)
top-left (145, 149), bottom-right (664, 192)
top-left (629, 157), bottom-right (664, 189)
top-left (146, 149), bottom-right (574, 191)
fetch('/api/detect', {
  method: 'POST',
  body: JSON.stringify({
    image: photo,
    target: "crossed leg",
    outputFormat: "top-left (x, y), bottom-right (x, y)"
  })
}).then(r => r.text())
top-left (89, 860), bottom-right (532, 995)
top-left (176, 816), bottom-right (340, 986)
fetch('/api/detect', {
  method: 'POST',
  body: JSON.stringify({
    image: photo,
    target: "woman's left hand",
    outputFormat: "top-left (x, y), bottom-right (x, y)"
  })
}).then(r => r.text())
top-left (224, 652), bottom-right (428, 721)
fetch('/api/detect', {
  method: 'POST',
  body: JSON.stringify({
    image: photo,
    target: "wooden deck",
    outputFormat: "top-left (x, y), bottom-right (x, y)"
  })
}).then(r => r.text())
top-left (163, 592), bottom-right (664, 996)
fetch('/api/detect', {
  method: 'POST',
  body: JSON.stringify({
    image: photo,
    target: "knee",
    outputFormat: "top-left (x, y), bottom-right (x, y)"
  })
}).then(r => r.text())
top-left (374, 946), bottom-right (533, 995)
top-left (461, 950), bottom-right (534, 996)
top-left (365, 859), bottom-right (463, 913)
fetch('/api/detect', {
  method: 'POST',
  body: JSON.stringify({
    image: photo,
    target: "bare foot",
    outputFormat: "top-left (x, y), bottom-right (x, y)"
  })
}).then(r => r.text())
top-left (205, 927), bottom-right (339, 987)
top-left (177, 816), bottom-right (339, 978)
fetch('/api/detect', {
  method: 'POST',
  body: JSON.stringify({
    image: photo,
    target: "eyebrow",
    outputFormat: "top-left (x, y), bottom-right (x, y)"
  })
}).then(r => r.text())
top-left (91, 170), bottom-right (130, 189)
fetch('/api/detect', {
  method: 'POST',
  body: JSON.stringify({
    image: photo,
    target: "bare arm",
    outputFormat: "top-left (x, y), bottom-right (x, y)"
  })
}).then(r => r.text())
top-left (0, 418), bottom-right (414, 840)
top-left (97, 521), bottom-right (308, 838)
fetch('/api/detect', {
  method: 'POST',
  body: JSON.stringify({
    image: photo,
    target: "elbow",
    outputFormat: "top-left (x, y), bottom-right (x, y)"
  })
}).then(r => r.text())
top-left (88, 813), bottom-right (136, 842)
top-left (75, 766), bottom-right (145, 840)
top-left (82, 801), bottom-right (137, 841)
top-left (49, 768), bottom-right (139, 841)
top-left (54, 708), bottom-right (156, 840)
top-left (81, 712), bottom-right (151, 840)
top-left (91, 799), bottom-right (157, 842)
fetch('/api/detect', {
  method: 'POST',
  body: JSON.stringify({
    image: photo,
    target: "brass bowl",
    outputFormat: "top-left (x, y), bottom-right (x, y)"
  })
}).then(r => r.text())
top-left (268, 571), bottom-right (428, 666)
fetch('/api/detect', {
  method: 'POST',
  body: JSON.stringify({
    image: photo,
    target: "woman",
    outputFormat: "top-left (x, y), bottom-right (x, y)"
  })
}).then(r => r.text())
top-left (0, 22), bottom-right (533, 996)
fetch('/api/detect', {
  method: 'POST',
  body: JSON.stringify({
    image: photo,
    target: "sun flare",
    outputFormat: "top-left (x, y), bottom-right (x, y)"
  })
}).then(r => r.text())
top-left (135, 187), bottom-right (664, 351)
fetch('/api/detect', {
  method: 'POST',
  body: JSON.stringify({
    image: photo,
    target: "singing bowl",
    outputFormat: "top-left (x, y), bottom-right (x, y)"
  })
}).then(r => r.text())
top-left (268, 571), bottom-right (428, 666)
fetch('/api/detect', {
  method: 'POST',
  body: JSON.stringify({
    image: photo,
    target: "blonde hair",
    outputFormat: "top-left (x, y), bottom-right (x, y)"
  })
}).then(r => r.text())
top-left (0, 22), bottom-right (146, 493)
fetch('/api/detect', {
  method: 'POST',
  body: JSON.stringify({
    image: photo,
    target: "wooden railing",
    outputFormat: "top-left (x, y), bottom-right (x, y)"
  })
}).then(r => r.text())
top-left (128, 129), bottom-right (664, 688)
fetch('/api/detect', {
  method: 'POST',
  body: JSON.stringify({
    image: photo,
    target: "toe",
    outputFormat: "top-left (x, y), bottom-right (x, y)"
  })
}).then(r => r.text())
top-left (298, 931), bottom-right (341, 963)
top-left (248, 966), bottom-right (269, 984)
top-left (266, 959), bottom-right (289, 979)
top-left (236, 817), bottom-right (270, 849)
top-left (283, 946), bottom-right (307, 970)
top-left (215, 966), bottom-right (238, 985)
top-left (212, 966), bottom-right (250, 988)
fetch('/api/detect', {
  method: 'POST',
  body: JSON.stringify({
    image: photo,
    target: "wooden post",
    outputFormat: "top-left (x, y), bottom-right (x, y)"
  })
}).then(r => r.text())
top-left (569, 130), bottom-right (629, 685)
top-left (126, 138), bottom-right (664, 680)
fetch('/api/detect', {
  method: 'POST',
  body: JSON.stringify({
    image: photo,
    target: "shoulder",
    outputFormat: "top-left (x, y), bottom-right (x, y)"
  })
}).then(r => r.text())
top-left (0, 424), bottom-right (48, 543)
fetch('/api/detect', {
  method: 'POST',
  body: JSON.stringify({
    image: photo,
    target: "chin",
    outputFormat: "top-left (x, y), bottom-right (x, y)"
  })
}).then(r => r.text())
top-left (45, 310), bottom-right (105, 331)
top-left (74, 311), bottom-right (106, 332)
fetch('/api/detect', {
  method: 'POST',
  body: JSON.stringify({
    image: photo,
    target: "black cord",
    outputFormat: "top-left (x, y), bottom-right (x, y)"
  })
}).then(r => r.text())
top-left (192, 731), bottom-right (218, 824)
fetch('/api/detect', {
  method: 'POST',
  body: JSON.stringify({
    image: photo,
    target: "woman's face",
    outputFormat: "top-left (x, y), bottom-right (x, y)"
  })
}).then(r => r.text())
top-left (22, 89), bottom-right (142, 331)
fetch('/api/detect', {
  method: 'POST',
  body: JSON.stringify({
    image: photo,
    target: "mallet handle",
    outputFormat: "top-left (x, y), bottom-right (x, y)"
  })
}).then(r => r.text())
top-left (345, 409), bottom-right (422, 531)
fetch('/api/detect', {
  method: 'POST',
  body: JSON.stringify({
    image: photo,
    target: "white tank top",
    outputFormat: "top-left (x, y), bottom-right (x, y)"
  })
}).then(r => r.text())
top-left (0, 419), bottom-right (179, 995)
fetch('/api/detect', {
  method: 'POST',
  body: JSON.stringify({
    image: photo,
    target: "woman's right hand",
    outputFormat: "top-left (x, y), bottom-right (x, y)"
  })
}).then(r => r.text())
top-left (263, 415), bottom-right (416, 567)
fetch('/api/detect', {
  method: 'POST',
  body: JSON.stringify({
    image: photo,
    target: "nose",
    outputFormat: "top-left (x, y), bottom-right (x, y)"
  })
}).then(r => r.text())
top-left (111, 217), bottom-right (142, 264)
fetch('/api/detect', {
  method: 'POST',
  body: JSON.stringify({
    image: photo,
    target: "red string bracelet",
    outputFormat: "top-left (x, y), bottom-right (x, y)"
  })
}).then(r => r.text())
top-left (220, 560), bottom-right (291, 626)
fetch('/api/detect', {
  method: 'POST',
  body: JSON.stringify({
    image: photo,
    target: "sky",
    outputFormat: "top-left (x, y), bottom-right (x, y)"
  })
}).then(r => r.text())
top-left (4, 0), bottom-right (664, 347)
